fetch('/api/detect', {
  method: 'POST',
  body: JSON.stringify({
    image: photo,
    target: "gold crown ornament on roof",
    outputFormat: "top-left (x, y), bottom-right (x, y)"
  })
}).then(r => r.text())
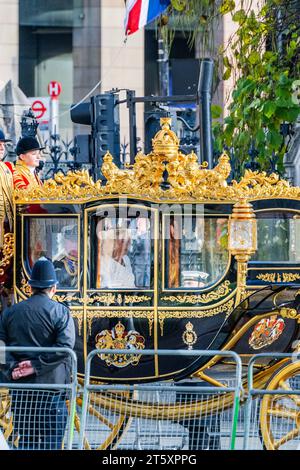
top-left (13, 118), bottom-right (300, 203)
top-left (152, 118), bottom-right (179, 159)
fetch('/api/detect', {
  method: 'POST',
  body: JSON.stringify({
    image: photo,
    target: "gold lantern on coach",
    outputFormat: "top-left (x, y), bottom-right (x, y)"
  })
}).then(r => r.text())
top-left (229, 199), bottom-right (257, 305)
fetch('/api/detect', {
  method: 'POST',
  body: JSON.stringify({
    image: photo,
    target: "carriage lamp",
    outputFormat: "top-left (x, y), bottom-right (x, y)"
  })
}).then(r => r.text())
top-left (229, 200), bottom-right (257, 306)
top-left (229, 200), bottom-right (257, 254)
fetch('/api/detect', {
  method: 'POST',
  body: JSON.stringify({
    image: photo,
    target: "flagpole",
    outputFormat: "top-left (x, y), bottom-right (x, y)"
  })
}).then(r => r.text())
top-left (157, 28), bottom-right (169, 97)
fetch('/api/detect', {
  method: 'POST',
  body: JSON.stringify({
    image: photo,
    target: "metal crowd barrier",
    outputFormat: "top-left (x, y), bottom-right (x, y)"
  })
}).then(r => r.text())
top-left (0, 347), bottom-right (77, 450)
top-left (79, 349), bottom-right (243, 451)
top-left (244, 353), bottom-right (300, 450)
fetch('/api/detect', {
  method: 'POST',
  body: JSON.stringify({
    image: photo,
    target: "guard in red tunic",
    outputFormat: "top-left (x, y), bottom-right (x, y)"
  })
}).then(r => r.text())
top-left (13, 137), bottom-right (44, 190)
top-left (0, 130), bottom-right (14, 306)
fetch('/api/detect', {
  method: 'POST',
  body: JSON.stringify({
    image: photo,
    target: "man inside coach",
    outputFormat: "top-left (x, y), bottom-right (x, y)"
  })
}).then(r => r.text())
top-left (0, 257), bottom-right (75, 449)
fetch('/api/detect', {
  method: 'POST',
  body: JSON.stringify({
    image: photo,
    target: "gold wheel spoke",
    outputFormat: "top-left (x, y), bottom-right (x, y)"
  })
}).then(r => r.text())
top-left (279, 380), bottom-right (292, 391)
top-left (278, 380), bottom-right (300, 406)
top-left (274, 427), bottom-right (300, 450)
top-left (87, 404), bottom-right (115, 430)
top-left (267, 406), bottom-right (298, 421)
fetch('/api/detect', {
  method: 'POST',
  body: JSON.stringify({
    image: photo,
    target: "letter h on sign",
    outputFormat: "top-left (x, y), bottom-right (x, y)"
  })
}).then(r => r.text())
top-left (48, 81), bottom-right (62, 99)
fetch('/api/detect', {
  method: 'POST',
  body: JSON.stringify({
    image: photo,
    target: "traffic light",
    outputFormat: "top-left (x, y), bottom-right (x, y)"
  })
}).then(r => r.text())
top-left (70, 93), bottom-right (120, 180)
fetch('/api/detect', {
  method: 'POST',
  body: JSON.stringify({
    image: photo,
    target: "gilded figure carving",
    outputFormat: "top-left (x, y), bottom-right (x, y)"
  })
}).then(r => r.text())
top-left (14, 118), bottom-right (300, 204)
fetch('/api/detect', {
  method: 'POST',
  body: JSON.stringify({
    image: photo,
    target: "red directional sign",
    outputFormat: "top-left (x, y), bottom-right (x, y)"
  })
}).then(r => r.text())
top-left (48, 81), bottom-right (62, 99)
top-left (29, 97), bottom-right (50, 131)
top-left (31, 99), bottom-right (47, 120)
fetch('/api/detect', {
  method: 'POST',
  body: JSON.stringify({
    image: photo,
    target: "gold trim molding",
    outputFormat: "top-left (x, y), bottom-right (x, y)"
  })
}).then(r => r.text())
top-left (161, 281), bottom-right (231, 305)
top-left (84, 294), bottom-right (151, 306)
top-left (86, 310), bottom-right (154, 337)
top-left (256, 273), bottom-right (300, 283)
top-left (71, 311), bottom-right (83, 336)
top-left (0, 233), bottom-right (14, 276)
top-left (19, 288), bottom-right (152, 308)
top-left (124, 295), bottom-right (152, 304)
top-left (20, 277), bottom-right (31, 296)
top-left (158, 298), bottom-right (235, 336)
top-left (279, 307), bottom-right (300, 323)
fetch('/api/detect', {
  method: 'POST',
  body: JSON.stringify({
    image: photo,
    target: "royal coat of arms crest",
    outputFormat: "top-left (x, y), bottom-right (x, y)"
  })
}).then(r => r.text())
top-left (95, 321), bottom-right (145, 368)
top-left (249, 315), bottom-right (285, 350)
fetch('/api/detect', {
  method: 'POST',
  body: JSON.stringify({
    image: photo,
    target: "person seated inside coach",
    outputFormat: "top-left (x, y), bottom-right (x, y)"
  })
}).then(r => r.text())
top-left (96, 220), bottom-right (136, 289)
top-left (53, 224), bottom-right (78, 289)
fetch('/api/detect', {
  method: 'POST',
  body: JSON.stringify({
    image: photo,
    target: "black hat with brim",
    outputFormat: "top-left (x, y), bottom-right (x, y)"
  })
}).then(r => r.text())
top-left (29, 257), bottom-right (58, 289)
top-left (16, 136), bottom-right (45, 156)
top-left (0, 129), bottom-right (12, 143)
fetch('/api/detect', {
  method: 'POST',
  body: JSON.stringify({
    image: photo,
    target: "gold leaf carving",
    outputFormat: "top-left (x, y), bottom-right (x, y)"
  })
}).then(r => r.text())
top-left (0, 233), bottom-right (14, 276)
top-left (86, 310), bottom-right (154, 337)
top-left (53, 294), bottom-right (78, 303)
top-left (257, 273), bottom-right (300, 283)
top-left (14, 119), bottom-right (300, 204)
top-left (161, 281), bottom-right (231, 304)
top-left (20, 277), bottom-right (31, 296)
top-left (279, 307), bottom-right (300, 323)
top-left (124, 295), bottom-right (152, 304)
top-left (158, 298), bottom-right (235, 336)
top-left (71, 311), bottom-right (83, 336)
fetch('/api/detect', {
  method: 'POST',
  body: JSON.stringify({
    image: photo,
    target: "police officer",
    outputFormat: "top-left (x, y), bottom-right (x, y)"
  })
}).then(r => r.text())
top-left (0, 257), bottom-right (75, 449)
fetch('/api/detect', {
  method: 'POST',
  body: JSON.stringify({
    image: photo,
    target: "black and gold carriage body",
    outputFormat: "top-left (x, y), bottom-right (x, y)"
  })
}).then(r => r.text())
top-left (12, 119), bottom-right (300, 383)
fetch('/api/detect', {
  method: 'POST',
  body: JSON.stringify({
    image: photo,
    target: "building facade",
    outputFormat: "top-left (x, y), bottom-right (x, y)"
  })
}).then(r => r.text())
top-left (0, 0), bottom-right (276, 171)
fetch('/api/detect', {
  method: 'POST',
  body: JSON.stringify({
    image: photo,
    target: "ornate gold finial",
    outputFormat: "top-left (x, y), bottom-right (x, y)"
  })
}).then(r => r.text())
top-left (152, 117), bottom-right (179, 159)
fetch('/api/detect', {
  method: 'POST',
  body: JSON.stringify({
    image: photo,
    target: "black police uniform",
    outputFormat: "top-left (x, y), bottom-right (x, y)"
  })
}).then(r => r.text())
top-left (0, 292), bottom-right (75, 449)
top-left (0, 255), bottom-right (75, 450)
top-left (0, 293), bottom-right (75, 383)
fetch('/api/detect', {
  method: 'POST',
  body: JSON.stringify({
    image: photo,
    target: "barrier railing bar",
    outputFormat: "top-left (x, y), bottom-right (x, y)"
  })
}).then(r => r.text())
top-left (244, 352), bottom-right (300, 450)
top-left (79, 348), bottom-right (243, 451)
top-left (0, 346), bottom-right (77, 450)
top-left (85, 384), bottom-right (237, 393)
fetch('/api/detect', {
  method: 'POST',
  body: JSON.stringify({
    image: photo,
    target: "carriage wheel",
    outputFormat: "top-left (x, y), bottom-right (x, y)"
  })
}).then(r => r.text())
top-left (73, 392), bottom-right (132, 450)
top-left (0, 390), bottom-right (13, 442)
top-left (259, 361), bottom-right (300, 450)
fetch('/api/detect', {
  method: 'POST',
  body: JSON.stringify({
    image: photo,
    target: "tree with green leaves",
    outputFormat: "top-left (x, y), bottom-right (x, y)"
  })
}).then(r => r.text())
top-left (164, 0), bottom-right (300, 174)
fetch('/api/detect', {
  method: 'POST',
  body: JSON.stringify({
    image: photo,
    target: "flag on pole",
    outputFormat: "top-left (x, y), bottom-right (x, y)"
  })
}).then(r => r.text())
top-left (125, 0), bottom-right (171, 36)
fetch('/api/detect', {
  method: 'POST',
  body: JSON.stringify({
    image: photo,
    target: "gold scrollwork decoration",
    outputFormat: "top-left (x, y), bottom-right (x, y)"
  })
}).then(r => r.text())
top-left (124, 295), bottom-right (152, 304)
top-left (86, 310), bottom-right (154, 337)
top-left (53, 294), bottom-right (78, 303)
top-left (79, 294), bottom-right (152, 306)
top-left (161, 281), bottom-right (231, 305)
top-left (71, 311), bottom-right (83, 336)
top-left (80, 294), bottom-right (116, 306)
top-left (257, 273), bottom-right (300, 283)
top-left (20, 278), bottom-right (31, 296)
top-left (279, 307), bottom-right (300, 323)
top-left (14, 119), bottom-right (300, 204)
top-left (0, 233), bottom-right (14, 276)
top-left (158, 298), bottom-right (235, 336)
